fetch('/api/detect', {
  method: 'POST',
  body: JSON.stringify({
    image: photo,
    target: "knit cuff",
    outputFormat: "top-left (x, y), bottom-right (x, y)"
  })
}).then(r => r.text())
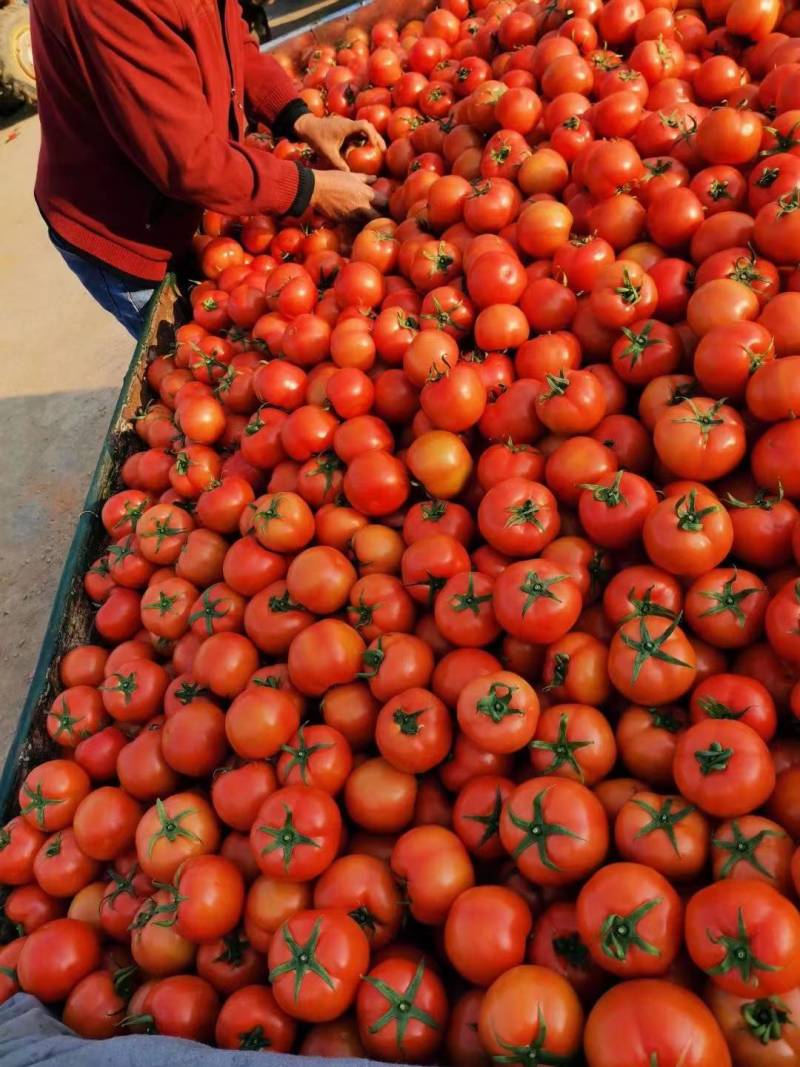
top-left (288, 163), bottom-right (315, 217)
top-left (273, 98), bottom-right (311, 141)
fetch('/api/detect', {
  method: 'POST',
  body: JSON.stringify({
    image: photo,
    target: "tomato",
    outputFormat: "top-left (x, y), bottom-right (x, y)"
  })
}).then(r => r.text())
top-left (463, 177), bottom-right (521, 233)
top-left (431, 571), bottom-right (499, 648)
top-left (445, 885), bottom-right (532, 987)
top-left (72, 786), bottom-right (142, 861)
top-left (321, 682), bottom-right (379, 751)
top-left (101, 659), bottom-right (169, 724)
top-left (17, 918), bottom-right (100, 1002)
top-left (643, 489), bottom-right (734, 579)
top-left (211, 763), bottom-right (276, 832)
top-left (268, 909), bottom-right (369, 1023)
top-left (711, 815), bottom-right (793, 893)
top-left (406, 430), bottom-right (473, 499)
top-left (452, 775), bottom-right (514, 861)
top-left (300, 1016), bottom-right (366, 1058)
top-left (195, 931), bottom-right (265, 996)
top-left (584, 980), bottom-right (732, 1067)
top-left (19, 760), bottom-right (90, 832)
top-left (288, 619), bottom-right (365, 697)
top-left (344, 450), bottom-right (410, 516)
top-left (361, 632), bottom-right (434, 702)
top-left (616, 703), bottom-right (687, 787)
top-left (215, 984), bottom-right (296, 1051)
top-left (314, 854), bottom-right (401, 949)
top-left (615, 791), bottom-right (709, 882)
top-left (684, 567), bottom-right (768, 650)
top-left (493, 559), bottom-right (583, 644)
top-left (477, 478), bottom-right (560, 558)
top-left (590, 260), bottom-right (658, 328)
top-left (135, 792), bottom-right (220, 882)
top-left (345, 757), bottom-right (417, 833)
top-left (375, 687), bottom-right (452, 773)
top-left (193, 633), bottom-right (259, 698)
top-left (391, 825), bottom-right (474, 925)
top-left (0, 817), bottom-right (45, 886)
top-left (578, 471), bottom-right (658, 550)
top-left (445, 988), bottom-right (489, 1067)
top-left (457, 670), bottom-right (539, 754)
top-left (686, 880), bottom-right (800, 997)
top-left (172, 855), bottom-right (244, 943)
top-left (250, 785), bottom-right (341, 882)
top-left (673, 720), bottom-right (775, 818)
top-left (357, 956), bottom-right (448, 1062)
top-left (541, 632), bottom-right (610, 706)
top-left (654, 397), bottom-right (746, 481)
top-left (277, 724), bottom-right (352, 795)
top-left (689, 673), bottom-right (776, 744)
top-left (530, 703), bottom-right (616, 786)
top-left (577, 862), bottom-right (682, 978)
top-left (479, 965), bottom-right (583, 1065)
top-left (500, 777), bottom-right (609, 887)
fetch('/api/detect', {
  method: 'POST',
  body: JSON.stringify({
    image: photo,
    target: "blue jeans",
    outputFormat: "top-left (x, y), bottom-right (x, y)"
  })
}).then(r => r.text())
top-left (49, 230), bottom-right (156, 339)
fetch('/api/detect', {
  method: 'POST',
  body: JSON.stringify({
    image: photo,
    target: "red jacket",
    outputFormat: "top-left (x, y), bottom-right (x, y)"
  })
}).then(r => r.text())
top-left (30, 0), bottom-right (312, 281)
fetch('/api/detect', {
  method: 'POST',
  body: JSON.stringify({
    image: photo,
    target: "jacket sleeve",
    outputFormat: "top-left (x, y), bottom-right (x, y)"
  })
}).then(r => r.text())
top-left (240, 22), bottom-right (309, 136)
top-left (69, 0), bottom-right (309, 217)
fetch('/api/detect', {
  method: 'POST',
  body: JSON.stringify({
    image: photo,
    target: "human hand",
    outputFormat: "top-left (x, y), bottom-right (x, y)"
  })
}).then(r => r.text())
top-left (310, 169), bottom-right (384, 221)
top-left (295, 113), bottom-right (387, 171)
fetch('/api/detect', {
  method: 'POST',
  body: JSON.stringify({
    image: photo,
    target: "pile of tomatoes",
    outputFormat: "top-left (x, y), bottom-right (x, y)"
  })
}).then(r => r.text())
top-left (8, 0), bottom-right (800, 1063)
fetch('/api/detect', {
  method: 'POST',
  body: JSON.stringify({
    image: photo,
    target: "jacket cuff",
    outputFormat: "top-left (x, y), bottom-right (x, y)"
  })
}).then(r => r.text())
top-left (288, 163), bottom-right (315, 217)
top-left (273, 99), bottom-right (311, 141)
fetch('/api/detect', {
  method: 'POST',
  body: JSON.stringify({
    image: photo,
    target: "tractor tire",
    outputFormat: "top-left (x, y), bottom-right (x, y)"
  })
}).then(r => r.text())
top-left (0, 1), bottom-right (36, 107)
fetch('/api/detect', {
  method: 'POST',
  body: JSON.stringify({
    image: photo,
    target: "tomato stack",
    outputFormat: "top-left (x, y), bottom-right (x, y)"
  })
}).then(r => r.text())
top-left (8, 0), bottom-right (800, 1063)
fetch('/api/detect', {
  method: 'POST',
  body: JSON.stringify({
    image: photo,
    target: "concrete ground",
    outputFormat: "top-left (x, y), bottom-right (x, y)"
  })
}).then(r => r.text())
top-left (0, 109), bottom-right (132, 760)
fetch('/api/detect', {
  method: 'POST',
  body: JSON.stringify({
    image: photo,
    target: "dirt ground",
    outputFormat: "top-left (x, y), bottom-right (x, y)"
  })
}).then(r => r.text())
top-left (0, 110), bottom-right (133, 760)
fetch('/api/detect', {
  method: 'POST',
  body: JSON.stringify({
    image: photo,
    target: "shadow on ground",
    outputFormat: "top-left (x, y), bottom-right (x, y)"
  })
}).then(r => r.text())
top-left (0, 387), bottom-right (120, 759)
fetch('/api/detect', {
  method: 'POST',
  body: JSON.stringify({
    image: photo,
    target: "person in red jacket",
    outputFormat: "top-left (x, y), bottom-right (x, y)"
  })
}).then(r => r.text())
top-left (30, 0), bottom-right (384, 336)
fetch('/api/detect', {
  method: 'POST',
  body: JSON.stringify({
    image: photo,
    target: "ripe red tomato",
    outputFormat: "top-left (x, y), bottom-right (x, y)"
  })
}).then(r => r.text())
top-left (250, 785), bottom-right (341, 882)
top-left (686, 880), bottom-right (800, 997)
top-left (268, 909), bottom-right (369, 1022)
top-left (500, 777), bottom-right (609, 886)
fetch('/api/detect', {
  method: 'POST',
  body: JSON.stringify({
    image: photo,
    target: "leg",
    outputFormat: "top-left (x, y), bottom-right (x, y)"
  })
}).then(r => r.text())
top-left (49, 231), bottom-right (156, 339)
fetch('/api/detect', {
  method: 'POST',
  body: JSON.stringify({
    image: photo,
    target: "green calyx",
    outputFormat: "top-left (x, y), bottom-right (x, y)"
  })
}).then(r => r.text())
top-left (694, 740), bottom-right (734, 776)
top-left (697, 576), bottom-right (762, 628)
top-left (280, 724), bottom-right (333, 784)
top-left (451, 573), bottom-right (493, 616)
top-left (674, 490), bottom-right (719, 532)
top-left (706, 907), bottom-right (778, 984)
top-left (712, 820), bottom-right (786, 880)
top-left (257, 804), bottom-right (318, 870)
top-left (489, 1005), bottom-right (574, 1065)
top-left (363, 959), bottom-right (440, 1055)
top-left (507, 787), bottom-right (582, 872)
top-left (268, 917), bottom-right (333, 1002)
top-left (188, 588), bottom-right (229, 635)
top-left (530, 713), bottom-right (591, 782)
top-left (580, 470), bottom-right (627, 509)
top-left (741, 996), bottom-right (792, 1045)
top-left (505, 498), bottom-right (545, 531)
top-left (476, 682), bottom-right (521, 725)
top-left (600, 897), bottom-right (663, 962)
top-left (519, 571), bottom-right (567, 616)
top-left (146, 798), bottom-right (200, 858)
top-left (463, 787), bottom-right (504, 849)
top-left (619, 615), bottom-right (691, 684)
top-left (620, 585), bottom-right (676, 624)
top-left (632, 795), bottom-right (696, 857)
